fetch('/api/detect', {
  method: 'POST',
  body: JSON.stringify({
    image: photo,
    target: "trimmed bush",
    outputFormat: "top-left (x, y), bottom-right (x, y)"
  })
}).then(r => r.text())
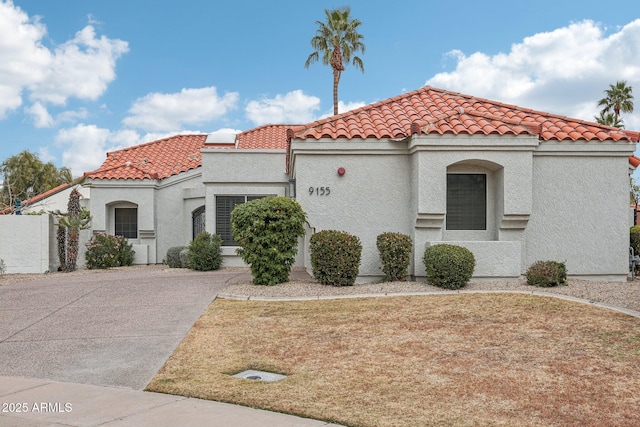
top-left (310, 230), bottom-right (362, 287)
top-left (85, 233), bottom-right (135, 269)
top-left (231, 196), bottom-right (307, 285)
top-left (377, 232), bottom-right (412, 282)
top-left (525, 261), bottom-right (567, 287)
top-left (423, 244), bottom-right (475, 290)
top-left (166, 246), bottom-right (188, 268)
top-left (188, 232), bottom-right (222, 271)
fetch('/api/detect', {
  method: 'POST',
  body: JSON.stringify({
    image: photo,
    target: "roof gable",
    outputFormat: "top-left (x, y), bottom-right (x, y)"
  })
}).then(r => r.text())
top-left (294, 86), bottom-right (640, 143)
top-left (85, 134), bottom-right (209, 180)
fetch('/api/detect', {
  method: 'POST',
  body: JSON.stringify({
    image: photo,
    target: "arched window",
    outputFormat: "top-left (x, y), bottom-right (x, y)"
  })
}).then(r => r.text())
top-left (192, 206), bottom-right (205, 240)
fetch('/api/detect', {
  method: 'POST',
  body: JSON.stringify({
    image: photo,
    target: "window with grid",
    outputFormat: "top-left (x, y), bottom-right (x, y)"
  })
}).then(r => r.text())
top-left (192, 206), bottom-right (206, 240)
top-left (446, 174), bottom-right (486, 230)
top-left (115, 207), bottom-right (138, 239)
top-left (216, 196), bottom-right (264, 245)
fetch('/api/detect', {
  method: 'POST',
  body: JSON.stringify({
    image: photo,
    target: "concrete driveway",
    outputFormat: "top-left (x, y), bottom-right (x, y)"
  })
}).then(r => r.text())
top-left (0, 265), bottom-right (246, 389)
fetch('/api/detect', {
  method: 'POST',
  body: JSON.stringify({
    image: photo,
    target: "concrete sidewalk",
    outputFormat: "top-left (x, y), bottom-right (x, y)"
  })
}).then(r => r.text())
top-left (0, 376), bottom-right (342, 426)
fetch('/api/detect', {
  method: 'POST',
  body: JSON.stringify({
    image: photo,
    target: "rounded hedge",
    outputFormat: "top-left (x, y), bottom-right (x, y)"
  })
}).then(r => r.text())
top-left (166, 246), bottom-right (188, 268)
top-left (376, 232), bottom-right (412, 282)
top-left (310, 230), bottom-right (362, 287)
top-left (525, 260), bottom-right (566, 287)
top-left (423, 244), bottom-right (475, 289)
top-left (188, 232), bottom-right (222, 271)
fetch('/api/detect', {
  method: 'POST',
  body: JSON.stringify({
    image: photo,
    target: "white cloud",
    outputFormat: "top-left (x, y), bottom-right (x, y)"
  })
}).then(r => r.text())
top-left (24, 102), bottom-right (53, 128)
top-left (0, 2), bottom-right (128, 117)
top-left (56, 124), bottom-right (112, 176)
top-left (245, 90), bottom-right (321, 125)
top-left (318, 100), bottom-right (366, 120)
top-left (0, 1), bottom-right (50, 117)
top-left (123, 87), bottom-right (239, 132)
top-left (426, 19), bottom-right (640, 130)
top-left (30, 25), bottom-right (128, 105)
top-left (25, 102), bottom-right (89, 128)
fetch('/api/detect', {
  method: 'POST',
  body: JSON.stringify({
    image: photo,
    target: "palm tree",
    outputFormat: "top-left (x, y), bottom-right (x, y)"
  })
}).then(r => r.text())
top-left (595, 110), bottom-right (625, 128)
top-left (597, 81), bottom-right (634, 124)
top-left (305, 7), bottom-right (365, 115)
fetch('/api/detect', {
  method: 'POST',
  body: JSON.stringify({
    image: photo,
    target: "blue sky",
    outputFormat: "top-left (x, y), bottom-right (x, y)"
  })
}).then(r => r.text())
top-left (1, 0), bottom-right (639, 176)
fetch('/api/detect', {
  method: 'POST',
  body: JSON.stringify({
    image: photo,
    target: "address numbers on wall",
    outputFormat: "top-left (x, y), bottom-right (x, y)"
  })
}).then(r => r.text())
top-left (309, 186), bottom-right (331, 196)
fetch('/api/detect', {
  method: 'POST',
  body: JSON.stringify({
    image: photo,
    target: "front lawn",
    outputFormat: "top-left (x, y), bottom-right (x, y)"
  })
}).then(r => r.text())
top-left (147, 294), bottom-right (640, 427)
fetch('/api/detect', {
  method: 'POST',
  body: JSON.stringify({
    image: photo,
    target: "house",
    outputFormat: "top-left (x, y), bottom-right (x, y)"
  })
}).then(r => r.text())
top-left (84, 86), bottom-right (640, 281)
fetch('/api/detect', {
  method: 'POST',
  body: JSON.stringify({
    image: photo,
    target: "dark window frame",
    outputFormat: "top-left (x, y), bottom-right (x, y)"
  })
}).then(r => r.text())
top-left (215, 195), bottom-right (264, 246)
top-left (446, 173), bottom-right (487, 231)
top-left (114, 207), bottom-right (138, 239)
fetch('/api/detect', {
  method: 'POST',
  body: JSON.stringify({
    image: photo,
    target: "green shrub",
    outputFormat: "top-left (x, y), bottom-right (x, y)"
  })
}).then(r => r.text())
top-left (0, 258), bottom-right (5, 274)
top-left (377, 232), bottom-right (412, 282)
top-left (231, 196), bottom-right (307, 285)
top-left (423, 244), bottom-right (475, 289)
top-left (179, 248), bottom-right (190, 268)
top-left (166, 246), bottom-right (188, 268)
top-left (188, 232), bottom-right (222, 271)
top-left (310, 230), bottom-right (362, 286)
top-left (525, 261), bottom-right (567, 287)
top-left (631, 226), bottom-right (640, 256)
top-left (85, 233), bottom-right (135, 269)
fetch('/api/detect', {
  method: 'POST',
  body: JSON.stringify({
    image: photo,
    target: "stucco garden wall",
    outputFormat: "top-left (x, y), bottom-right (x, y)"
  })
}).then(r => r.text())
top-left (0, 215), bottom-right (51, 273)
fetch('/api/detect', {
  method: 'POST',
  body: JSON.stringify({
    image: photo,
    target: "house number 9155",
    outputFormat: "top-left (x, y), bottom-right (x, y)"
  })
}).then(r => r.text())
top-left (309, 186), bottom-right (330, 196)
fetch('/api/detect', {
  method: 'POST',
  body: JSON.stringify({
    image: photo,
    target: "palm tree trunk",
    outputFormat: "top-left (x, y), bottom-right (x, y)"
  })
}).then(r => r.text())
top-left (333, 69), bottom-right (341, 115)
top-left (57, 226), bottom-right (66, 272)
top-left (67, 231), bottom-right (78, 272)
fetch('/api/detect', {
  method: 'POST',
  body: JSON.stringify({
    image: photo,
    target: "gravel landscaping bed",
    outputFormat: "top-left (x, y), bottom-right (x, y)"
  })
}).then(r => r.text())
top-left (221, 277), bottom-right (640, 314)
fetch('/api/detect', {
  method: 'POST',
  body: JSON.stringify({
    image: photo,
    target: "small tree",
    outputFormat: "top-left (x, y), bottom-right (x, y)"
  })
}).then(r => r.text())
top-left (231, 196), bottom-right (306, 285)
top-left (53, 188), bottom-right (91, 272)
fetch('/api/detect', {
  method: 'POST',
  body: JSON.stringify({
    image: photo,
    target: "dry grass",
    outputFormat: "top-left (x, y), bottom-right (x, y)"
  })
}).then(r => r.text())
top-left (147, 294), bottom-right (640, 427)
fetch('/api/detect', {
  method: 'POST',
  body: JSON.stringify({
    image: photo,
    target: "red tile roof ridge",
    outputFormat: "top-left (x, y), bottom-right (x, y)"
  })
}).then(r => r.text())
top-left (0, 182), bottom-right (74, 214)
top-left (293, 86), bottom-right (639, 142)
top-left (84, 162), bottom-right (159, 180)
top-left (104, 134), bottom-right (207, 158)
top-left (424, 86), bottom-right (639, 142)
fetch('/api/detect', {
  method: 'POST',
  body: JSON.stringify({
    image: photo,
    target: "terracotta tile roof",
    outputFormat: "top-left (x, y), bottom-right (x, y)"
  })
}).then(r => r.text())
top-left (85, 87), bottom-right (639, 182)
top-left (294, 86), bottom-right (640, 143)
top-left (630, 156), bottom-right (640, 168)
top-left (235, 124), bottom-right (298, 149)
top-left (0, 182), bottom-right (73, 215)
top-left (85, 134), bottom-right (209, 180)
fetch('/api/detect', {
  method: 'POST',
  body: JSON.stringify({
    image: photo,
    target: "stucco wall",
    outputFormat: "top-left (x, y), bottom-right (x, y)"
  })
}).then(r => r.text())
top-left (292, 142), bottom-right (412, 280)
top-left (0, 215), bottom-right (51, 273)
top-left (202, 149), bottom-right (290, 267)
top-left (525, 146), bottom-right (631, 279)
